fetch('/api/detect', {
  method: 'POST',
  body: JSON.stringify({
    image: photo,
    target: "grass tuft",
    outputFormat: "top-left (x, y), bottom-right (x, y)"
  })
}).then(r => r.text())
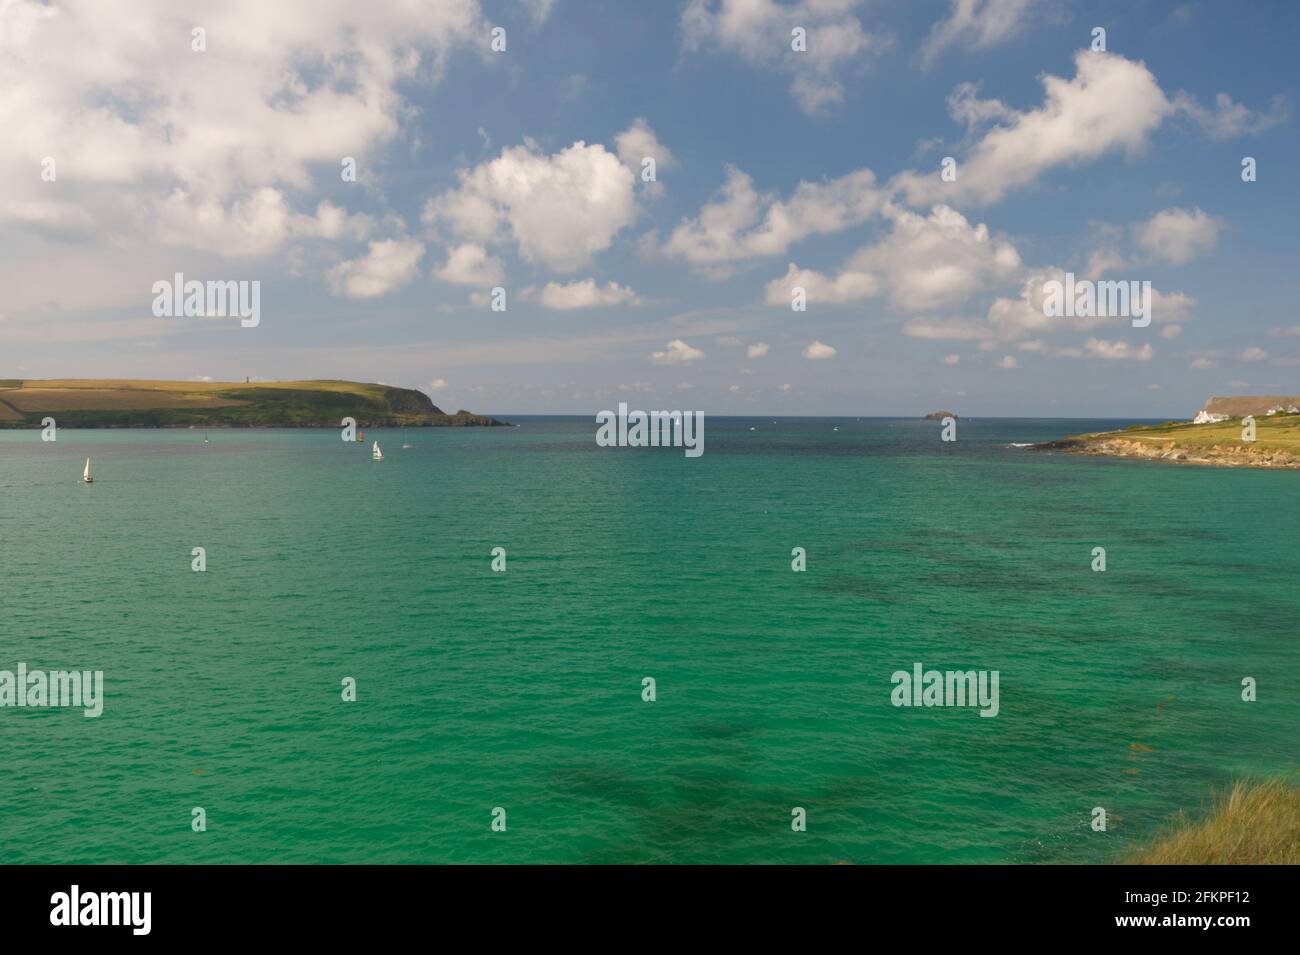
top-left (1127, 778), bottom-right (1300, 864)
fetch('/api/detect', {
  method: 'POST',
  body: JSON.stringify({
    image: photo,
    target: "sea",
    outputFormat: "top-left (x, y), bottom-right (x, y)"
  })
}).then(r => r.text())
top-left (1, 417), bottom-right (1296, 863)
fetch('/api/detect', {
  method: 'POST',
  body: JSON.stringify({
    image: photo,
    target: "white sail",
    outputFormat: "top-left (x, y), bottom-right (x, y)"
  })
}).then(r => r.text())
top-left (83, 457), bottom-right (92, 483)
top-left (372, 441), bottom-right (383, 460)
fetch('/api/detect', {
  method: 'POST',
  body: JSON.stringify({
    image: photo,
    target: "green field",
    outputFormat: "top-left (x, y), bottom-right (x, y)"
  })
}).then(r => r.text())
top-left (1094, 414), bottom-right (1300, 452)
top-left (0, 379), bottom-right (504, 428)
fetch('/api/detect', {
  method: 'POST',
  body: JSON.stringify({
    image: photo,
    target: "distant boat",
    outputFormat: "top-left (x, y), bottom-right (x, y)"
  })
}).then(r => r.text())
top-left (203, 433), bottom-right (209, 444)
top-left (83, 457), bottom-right (93, 484)
top-left (833, 426), bottom-right (839, 431)
top-left (401, 428), bottom-right (412, 449)
top-left (372, 441), bottom-right (383, 461)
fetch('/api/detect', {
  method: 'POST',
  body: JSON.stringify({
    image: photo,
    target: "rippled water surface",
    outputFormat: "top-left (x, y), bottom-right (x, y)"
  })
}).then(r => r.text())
top-left (2, 418), bottom-right (1296, 863)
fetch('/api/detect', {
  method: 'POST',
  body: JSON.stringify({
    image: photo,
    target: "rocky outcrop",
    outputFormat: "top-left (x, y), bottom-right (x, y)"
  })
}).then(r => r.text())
top-left (924, 410), bottom-right (958, 420)
top-left (1034, 435), bottom-right (1300, 469)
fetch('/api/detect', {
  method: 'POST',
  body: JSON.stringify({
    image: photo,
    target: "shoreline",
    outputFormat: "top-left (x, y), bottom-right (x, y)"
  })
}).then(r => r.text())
top-left (1033, 435), bottom-right (1300, 469)
top-left (1033, 414), bottom-right (1300, 470)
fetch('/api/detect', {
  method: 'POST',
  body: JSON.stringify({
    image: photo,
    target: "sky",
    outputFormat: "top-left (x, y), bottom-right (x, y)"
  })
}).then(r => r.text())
top-left (1, 0), bottom-right (1297, 417)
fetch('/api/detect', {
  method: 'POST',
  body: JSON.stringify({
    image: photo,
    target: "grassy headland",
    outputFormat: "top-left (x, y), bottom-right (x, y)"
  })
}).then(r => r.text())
top-left (1127, 779), bottom-right (1300, 864)
top-left (1034, 413), bottom-right (1300, 469)
top-left (0, 379), bottom-right (506, 428)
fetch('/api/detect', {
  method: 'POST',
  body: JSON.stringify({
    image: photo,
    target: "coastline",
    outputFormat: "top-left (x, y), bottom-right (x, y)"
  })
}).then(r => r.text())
top-left (1033, 434), bottom-right (1300, 469)
top-left (1033, 414), bottom-right (1300, 470)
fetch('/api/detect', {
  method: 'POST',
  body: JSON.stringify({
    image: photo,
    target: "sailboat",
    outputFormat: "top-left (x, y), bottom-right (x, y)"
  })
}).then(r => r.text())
top-left (401, 427), bottom-right (412, 450)
top-left (83, 457), bottom-right (93, 484)
top-left (372, 440), bottom-right (383, 461)
top-left (203, 432), bottom-right (209, 444)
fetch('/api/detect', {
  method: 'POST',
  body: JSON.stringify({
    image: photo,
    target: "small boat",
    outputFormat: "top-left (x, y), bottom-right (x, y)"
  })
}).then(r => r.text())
top-left (372, 441), bottom-right (383, 461)
top-left (203, 433), bottom-right (209, 444)
top-left (401, 428), bottom-right (412, 450)
top-left (833, 426), bottom-right (839, 431)
top-left (83, 457), bottom-right (93, 484)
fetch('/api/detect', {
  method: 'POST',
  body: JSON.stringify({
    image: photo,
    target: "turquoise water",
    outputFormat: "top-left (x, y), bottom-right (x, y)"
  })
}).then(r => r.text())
top-left (1, 418), bottom-right (1296, 864)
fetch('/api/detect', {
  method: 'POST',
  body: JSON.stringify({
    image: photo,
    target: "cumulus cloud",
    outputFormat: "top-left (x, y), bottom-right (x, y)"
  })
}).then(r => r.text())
top-left (920, 0), bottom-right (1050, 71)
top-left (0, 0), bottom-right (488, 256)
top-left (650, 339), bottom-right (705, 364)
top-left (763, 263), bottom-right (879, 305)
top-left (894, 52), bottom-right (1174, 207)
top-left (746, 342), bottom-right (771, 359)
top-left (1133, 207), bottom-right (1220, 265)
top-left (614, 118), bottom-right (677, 189)
top-left (680, 0), bottom-right (890, 114)
top-left (846, 205), bottom-right (1021, 311)
top-left (424, 137), bottom-right (638, 271)
top-left (1239, 347), bottom-right (1269, 362)
top-left (327, 237), bottom-right (425, 298)
top-left (525, 279), bottom-right (641, 310)
top-left (655, 166), bottom-right (885, 275)
top-left (769, 205), bottom-right (1019, 312)
top-left (802, 340), bottom-right (837, 359)
top-left (435, 243), bottom-right (505, 286)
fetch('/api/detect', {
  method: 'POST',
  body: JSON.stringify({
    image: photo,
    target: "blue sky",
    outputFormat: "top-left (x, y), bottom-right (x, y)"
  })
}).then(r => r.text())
top-left (1, 0), bottom-right (1296, 416)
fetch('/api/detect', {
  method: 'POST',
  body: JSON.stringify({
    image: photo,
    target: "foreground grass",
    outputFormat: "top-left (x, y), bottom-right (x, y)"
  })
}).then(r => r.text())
top-left (1127, 779), bottom-right (1300, 864)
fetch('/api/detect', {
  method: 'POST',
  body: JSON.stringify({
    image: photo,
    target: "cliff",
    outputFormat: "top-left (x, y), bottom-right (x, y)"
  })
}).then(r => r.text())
top-left (0, 379), bottom-right (507, 428)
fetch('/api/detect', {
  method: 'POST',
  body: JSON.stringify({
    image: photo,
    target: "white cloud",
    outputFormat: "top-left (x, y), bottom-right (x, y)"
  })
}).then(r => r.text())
top-left (894, 52), bottom-right (1174, 207)
top-left (802, 340), bottom-right (836, 359)
top-left (650, 339), bottom-right (705, 364)
top-left (615, 118), bottom-right (677, 183)
top-left (1239, 347), bottom-right (1269, 362)
top-left (526, 279), bottom-right (642, 310)
top-left (424, 137), bottom-right (638, 271)
top-left (429, 378), bottom-right (449, 391)
top-left (656, 165), bottom-right (885, 275)
top-left (1083, 338), bottom-right (1153, 360)
top-left (846, 205), bottom-right (1021, 311)
top-left (680, 0), bottom-right (889, 114)
top-left (996, 355), bottom-right (1017, 368)
top-left (763, 263), bottom-right (879, 305)
top-left (943, 354), bottom-right (961, 364)
top-left (1133, 207), bottom-right (1220, 265)
top-left (327, 237), bottom-right (425, 299)
top-left (0, 0), bottom-right (486, 256)
top-left (946, 81), bottom-right (1016, 128)
top-left (778, 204), bottom-right (1019, 312)
top-left (1190, 356), bottom-right (1217, 370)
top-left (1174, 91), bottom-right (1290, 140)
top-left (435, 243), bottom-right (505, 286)
top-left (746, 342), bottom-right (770, 359)
top-left (921, 0), bottom-right (1049, 70)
